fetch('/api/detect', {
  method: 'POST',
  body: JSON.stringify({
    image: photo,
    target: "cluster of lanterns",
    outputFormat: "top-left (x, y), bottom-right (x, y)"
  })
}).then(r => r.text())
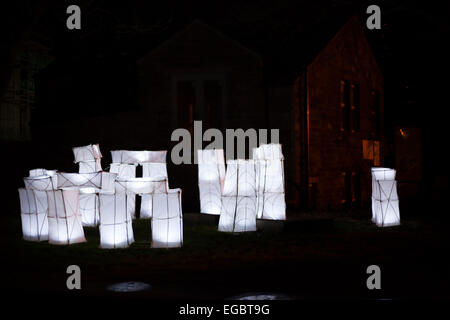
top-left (17, 143), bottom-right (400, 247)
top-left (18, 144), bottom-right (183, 248)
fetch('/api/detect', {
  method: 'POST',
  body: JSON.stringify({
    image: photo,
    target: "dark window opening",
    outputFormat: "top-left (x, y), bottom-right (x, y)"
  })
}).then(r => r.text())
top-left (340, 80), bottom-right (350, 132)
top-left (350, 84), bottom-right (360, 132)
top-left (177, 81), bottom-right (196, 135)
top-left (370, 91), bottom-right (381, 138)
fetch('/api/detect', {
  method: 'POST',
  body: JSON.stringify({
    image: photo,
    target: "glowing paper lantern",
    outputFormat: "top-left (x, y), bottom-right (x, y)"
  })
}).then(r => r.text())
top-left (56, 172), bottom-right (116, 227)
top-left (47, 187), bottom-right (86, 245)
top-left (111, 150), bottom-right (167, 165)
top-left (73, 144), bottom-right (103, 173)
top-left (72, 144), bottom-right (102, 162)
top-left (98, 191), bottom-right (134, 249)
top-left (218, 160), bottom-right (257, 232)
top-left (24, 174), bottom-right (57, 191)
top-left (197, 149), bottom-right (225, 215)
top-left (371, 167), bottom-right (396, 223)
top-left (110, 163), bottom-right (136, 179)
top-left (253, 144), bottom-right (286, 220)
top-left (141, 151), bottom-right (169, 218)
top-left (371, 167), bottom-right (400, 227)
top-left (29, 168), bottom-right (57, 178)
top-left (79, 187), bottom-right (100, 227)
top-left (115, 177), bottom-right (167, 219)
top-left (78, 159), bottom-right (102, 173)
top-left (20, 171), bottom-right (58, 241)
top-left (18, 188), bottom-right (48, 241)
top-left (151, 188), bottom-right (183, 248)
top-left (57, 172), bottom-right (115, 191)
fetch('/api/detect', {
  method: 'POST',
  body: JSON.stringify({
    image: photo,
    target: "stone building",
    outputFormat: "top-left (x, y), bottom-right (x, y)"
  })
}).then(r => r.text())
top-left (269, 16), bottom-right (384, 210)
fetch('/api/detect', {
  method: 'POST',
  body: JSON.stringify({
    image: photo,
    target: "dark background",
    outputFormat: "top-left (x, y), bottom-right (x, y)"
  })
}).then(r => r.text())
top-left (1, 0), bottom-right (450, 306)
top-left (2, 1), bottom-right (449, 202)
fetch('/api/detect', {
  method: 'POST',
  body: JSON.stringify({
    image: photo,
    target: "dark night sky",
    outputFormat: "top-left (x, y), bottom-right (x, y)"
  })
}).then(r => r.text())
top-left (2, 0), bottom-right (449, 148)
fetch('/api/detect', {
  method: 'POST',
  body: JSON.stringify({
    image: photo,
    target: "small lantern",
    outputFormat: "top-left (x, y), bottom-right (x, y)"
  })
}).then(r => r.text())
top-left (218, 160), bottom-right (257, 232)
top-left (253, 144), bottom-right (286, 220)
top-left (371, 167), bottom-right (400, 227)
top-left (151, 188), bottom-right (183, 248)
top-left (197, 149), bottom-right (225, 215)
top-left (73, 144), bottom-right (103, 173)
top-left (18, 188), bottom-right (48, 241)
top-left (47, 187), bottom-right (86, 245)
top-left (98, 191), bottom-right (134, 249)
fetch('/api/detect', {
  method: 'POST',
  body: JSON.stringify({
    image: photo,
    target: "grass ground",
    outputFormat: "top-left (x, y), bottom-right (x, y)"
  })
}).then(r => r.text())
top-left (2, 211), bottom-right (450, 301)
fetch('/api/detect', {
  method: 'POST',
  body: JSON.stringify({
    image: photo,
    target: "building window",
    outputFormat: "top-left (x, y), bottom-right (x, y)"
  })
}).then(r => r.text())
top-left (177, 81), bottom-right (196, 135)
top-left (362, 139), bottom-right (381, 166)
top-left (350, 84), bottom-right (360, 132)
top-left (370, 91), bottom-right (381, 137)
top-left (340, 80), bottom-right (360, 133)
top-left (340, 80), bottom-right (350, 132)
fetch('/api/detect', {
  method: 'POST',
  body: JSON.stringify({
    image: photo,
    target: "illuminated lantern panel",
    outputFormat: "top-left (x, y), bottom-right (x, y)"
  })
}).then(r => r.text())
top-left (371, 167), bottom-right (399, 226)
top-left (371, 167), bottom-right (396, 181)
top-left (29, 168), bottom-right (57, 178)
top-left (47, 188), bottom-right (86, 245)
top-left (111, 150), bottom-right (167, 165)
top-left (24, 174), bottom-right (57, 191)
top-left (116, 177), bottom-right (167, 219)
top-left (371, 167), bottom-right (394, 222)
top-left (79, 188), bottom-right (100, 227)
top-left (219, 196), bottom-right (257, 232)
top-left (253, 144), bottom-right (286, 220)
top-left (20, 172), bottom-right (56, 241)
top-left (110, 163), bottom-right (136, 179)
top-left (73, 144), bottom-right (103, 173)
top-left (18, 189), bottom-right (48, 241)
top-left (78, 159), bottom-right (102, 173)
top-left (219, 160), bottom-right (257, 232)
top-left (142, 162), bottom-right (168, 180)
top-left (372, 180), bottom-right (400, 227)
top-left (151, 189), bottom-right (183, 248)
top-left (198, 149), bottom-right (225, 215)
top-left (99, 191), bottom-right (134, 249)
top-left (72, 144), bottom-right (102, 163)
top-left (57, 172), bottom-right (116, 191)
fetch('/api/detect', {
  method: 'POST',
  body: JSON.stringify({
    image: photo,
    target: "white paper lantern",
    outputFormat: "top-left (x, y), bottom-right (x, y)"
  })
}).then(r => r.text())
top-left (29, 168), bottom-right (57, 178)
top-left (110, 150), bottom-right (166, 165)
top-left (72, 144), bottom-right (102, 163)
top-left (47, 188), bottom-right (86, 245)
top-left (24, 174), bottom-right (57, 191)
top-left (371, 167), bottom-right (400, 227)
top-left (18, 188), bottom-right (49, 241)
top-left (197, 149), bottom-right (225, 215)
top-left (142, 162), bottom-right (168, 180)
top-left (57, 172), bottom-right (116, 191)
top-left (78, 159), bottom-right (102, 173)
top-left (140, 151), bottom-right (170, 218)
top-left (110, 163), bottom-right (136, 179)
top-left (253, 144), bottom-right (286, 220)
top-left (115, 177), bottom-right (167, 194)
top-left (218, 160), bottom-right (257, 232)
top-left (115, 177), bottom-right (167, 219)
top-left (98, 191), bottom-right (134, 249)
top-left (371, 167), bottom-right (396, 222)
top-left (151, 188), bottom-right (183, 248)
top-left (79, 187), bottom-right (100, 227)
